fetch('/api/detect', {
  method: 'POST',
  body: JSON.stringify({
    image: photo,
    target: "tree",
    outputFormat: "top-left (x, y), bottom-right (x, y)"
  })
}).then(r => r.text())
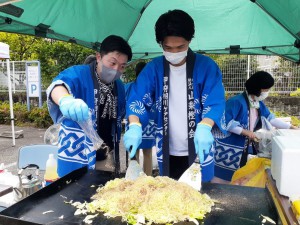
top-left (0, 32), bottom-right (94, 88)
top-left (0, 32), bottom-right (44, 61)
top-left (34, 40), bottom-right (94, 88)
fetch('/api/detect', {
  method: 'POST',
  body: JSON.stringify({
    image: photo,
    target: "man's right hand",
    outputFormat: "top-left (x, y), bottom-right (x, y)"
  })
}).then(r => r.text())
top-left (123, 123), bottom-right (142, 158)
top-left (59, 95), bottom-right (89, 122)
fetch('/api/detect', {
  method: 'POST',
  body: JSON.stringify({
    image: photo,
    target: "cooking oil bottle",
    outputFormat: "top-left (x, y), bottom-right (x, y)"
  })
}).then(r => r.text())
top-left (44, 154), bottom-right (59, 186)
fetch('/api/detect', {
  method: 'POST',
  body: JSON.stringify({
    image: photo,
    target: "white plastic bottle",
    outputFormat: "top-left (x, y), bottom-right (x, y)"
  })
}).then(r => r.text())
top-left (44, 154), bottom-right (59, 186)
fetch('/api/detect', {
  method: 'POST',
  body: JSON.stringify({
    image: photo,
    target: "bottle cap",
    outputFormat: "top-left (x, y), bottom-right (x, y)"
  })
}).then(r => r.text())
top-left (0, 163), bottom-right (4, 173)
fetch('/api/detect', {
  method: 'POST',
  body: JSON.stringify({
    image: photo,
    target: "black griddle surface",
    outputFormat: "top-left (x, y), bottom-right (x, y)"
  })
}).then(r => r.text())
top-left (0, 167), bottom-right (279, 225)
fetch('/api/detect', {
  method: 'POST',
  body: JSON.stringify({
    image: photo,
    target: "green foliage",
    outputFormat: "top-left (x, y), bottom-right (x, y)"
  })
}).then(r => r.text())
top-left (13, 102), bottom-right (29, 124)
top-left (0, 32), bottom-right (95, 89)
top-left (273, 111), bottom-right (290, 118)
top-left (27, 103), bottom-right (52, 128)
top-left (123, 59), bottom-right (151, 83)
top-left (123, 63), bottom-right (136, 83)
top-left (290, 88), bottom-right (300, 96)
top-left (34, 40), bottom-right (94, 88)
top-left (0, 101), bottom-right (9, 124)
top-left (0, 101), bottom-right (52, 128)
top-left (291, 116), bottom-right (300, 127)
top-left (0, 32), bottom-right (43, 61)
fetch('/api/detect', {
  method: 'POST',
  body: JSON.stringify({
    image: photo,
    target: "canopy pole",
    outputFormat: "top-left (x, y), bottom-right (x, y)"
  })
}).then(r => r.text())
top-left (6, 58), bottom-right (15, 146)
top-left (247, 55), bottom-right (250, 79)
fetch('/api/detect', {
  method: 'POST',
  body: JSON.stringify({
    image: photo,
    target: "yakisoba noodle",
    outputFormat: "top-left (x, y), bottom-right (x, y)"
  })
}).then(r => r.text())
top-left (74, 176), bottom-right (214, 225)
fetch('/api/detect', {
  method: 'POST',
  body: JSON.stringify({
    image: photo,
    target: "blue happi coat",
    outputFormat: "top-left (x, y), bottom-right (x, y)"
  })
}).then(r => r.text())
top-left (47, 65), bottom-right (125, 177)
top-left (126, 54), bottom-right (226, 180)
top-left (125, 81), bottom-right (155, 149)
top-left (214, 93), bottom-right (275, 181)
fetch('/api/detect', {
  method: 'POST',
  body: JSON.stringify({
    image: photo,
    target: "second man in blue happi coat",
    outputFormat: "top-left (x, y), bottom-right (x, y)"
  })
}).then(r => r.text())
top-left (124, 10), bottom-right (226, 181)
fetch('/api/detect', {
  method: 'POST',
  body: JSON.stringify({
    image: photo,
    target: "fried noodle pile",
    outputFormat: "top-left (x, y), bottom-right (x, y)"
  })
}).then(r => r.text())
top-left (74, 176), bottom-right (214, 225)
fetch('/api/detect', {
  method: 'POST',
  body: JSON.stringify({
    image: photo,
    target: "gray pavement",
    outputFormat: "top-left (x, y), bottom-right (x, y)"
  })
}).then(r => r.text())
top-left (0, 125), bottom-right (47, 175)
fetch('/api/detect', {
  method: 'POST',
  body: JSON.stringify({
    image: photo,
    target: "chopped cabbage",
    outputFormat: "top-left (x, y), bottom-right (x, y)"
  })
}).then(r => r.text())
top-left (73, 176), bottom-right (214, 225)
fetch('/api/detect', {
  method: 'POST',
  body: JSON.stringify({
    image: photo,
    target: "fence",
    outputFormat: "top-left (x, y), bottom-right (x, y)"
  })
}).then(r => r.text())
top-left (1, 56), bottom-right (300, 95)
top-left (214, 55), bottom-right (300, 94)
top-left (0, 61), bottom-right (27, 92)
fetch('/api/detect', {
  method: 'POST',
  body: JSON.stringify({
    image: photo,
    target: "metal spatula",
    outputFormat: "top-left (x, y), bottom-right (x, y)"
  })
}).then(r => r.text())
top-left (125, 147), bottom-right (145, 180)
top-left (178, 157), bottom-right (202, 191)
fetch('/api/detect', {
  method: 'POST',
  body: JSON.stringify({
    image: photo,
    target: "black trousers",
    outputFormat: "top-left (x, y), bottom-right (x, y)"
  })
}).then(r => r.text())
top-left (169, 155), bottom-right (189, 180)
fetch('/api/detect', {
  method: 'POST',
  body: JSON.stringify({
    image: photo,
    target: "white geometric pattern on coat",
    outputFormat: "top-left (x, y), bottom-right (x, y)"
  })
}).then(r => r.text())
top-left (155, 127), bottom-right (163, 164)
top-left (58, 124), bottom-right (92, 163)
top-left (142, 120), bottom-right (156, 139)
top-left (143, 93), bottom-right (153, 107)
top-left (129, 100), bottom-right (146, 115)
top-left (156, 96), bottom-right (162, 112)
top-left (194, 98), bottom-right (201, 114)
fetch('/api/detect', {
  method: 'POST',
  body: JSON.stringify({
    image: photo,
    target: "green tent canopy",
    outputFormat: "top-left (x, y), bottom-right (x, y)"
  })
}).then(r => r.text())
top-left (0, 0), bottom-right (299, 62)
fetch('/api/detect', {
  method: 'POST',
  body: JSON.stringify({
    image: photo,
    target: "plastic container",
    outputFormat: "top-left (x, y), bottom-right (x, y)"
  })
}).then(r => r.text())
top-left (0, 163), bottom-right (20, 207)
top-left (274, 129), bottom-right (300, 137)
top-left (44, 154), bottom-right (59, 186)
top-left (271, 136), bottom-right (300, 197)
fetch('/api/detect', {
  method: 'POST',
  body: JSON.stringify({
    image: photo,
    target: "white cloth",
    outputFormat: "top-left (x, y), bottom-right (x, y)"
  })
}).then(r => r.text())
top-left (168, 63), bottom-right (188, 156)
top-left (229, 126), bottom-right (243, 135)
top-left (270, 118), bottom-right (291, 129)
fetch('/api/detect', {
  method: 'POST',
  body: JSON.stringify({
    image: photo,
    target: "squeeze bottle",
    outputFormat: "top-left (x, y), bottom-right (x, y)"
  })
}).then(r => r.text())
top-left (44, 154), bottom-right (59, 186)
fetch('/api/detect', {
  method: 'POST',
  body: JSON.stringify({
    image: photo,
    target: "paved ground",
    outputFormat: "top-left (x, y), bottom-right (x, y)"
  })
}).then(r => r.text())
top-left (0, 124), bottom-right (47, 175)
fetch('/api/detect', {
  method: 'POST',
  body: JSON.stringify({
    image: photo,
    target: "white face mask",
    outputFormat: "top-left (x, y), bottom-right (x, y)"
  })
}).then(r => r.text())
top-left (254, 91), bottom-right (269, 101)
top-left (163, 49), bottom-right (188, 65)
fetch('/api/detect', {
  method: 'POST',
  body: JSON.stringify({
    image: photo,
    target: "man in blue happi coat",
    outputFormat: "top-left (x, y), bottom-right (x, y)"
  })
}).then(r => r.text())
top-left (124, 10), bottom-right (226, 181)
top-left (47, 35), bottom-right (132, 177)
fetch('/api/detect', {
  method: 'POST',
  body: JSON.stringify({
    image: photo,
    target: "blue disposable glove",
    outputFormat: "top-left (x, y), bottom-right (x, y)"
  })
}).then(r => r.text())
top-left (123, 124), bottom-right (142, 158)
top-left (59, 95), bottom-right (89, 122)
top-left (194, 123), bottom-right (214, 163)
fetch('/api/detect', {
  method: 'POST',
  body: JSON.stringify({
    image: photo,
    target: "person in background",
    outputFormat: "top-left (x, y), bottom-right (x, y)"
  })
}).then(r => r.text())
top-left (83, 54), bottom-right (96, 65)
top-left (213, 71), bottom-right (298, 183)
top-left (46, 35), bottom-right (132, 177)
top-left (125, 61), bottom-right (155, 176)
top-left (123, 9), bottom-right (226, 181)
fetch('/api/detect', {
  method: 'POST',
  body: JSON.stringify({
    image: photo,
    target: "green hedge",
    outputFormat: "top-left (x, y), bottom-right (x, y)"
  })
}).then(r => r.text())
top-left (0, 101), bottom-right (52, 128)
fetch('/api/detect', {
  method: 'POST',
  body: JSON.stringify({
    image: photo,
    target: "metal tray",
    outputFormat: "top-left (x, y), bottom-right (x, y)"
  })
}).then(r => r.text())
top-left (0, 166), bottom-right (280, 225)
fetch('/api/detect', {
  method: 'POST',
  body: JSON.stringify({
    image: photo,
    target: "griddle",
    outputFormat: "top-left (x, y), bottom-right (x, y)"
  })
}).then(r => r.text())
top-left (0, 166), bottom-right (280, 225)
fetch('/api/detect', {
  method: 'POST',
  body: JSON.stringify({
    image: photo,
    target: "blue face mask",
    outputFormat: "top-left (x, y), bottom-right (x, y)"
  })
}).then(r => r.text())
top-left (100, 64), bottom-right (122, 84)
